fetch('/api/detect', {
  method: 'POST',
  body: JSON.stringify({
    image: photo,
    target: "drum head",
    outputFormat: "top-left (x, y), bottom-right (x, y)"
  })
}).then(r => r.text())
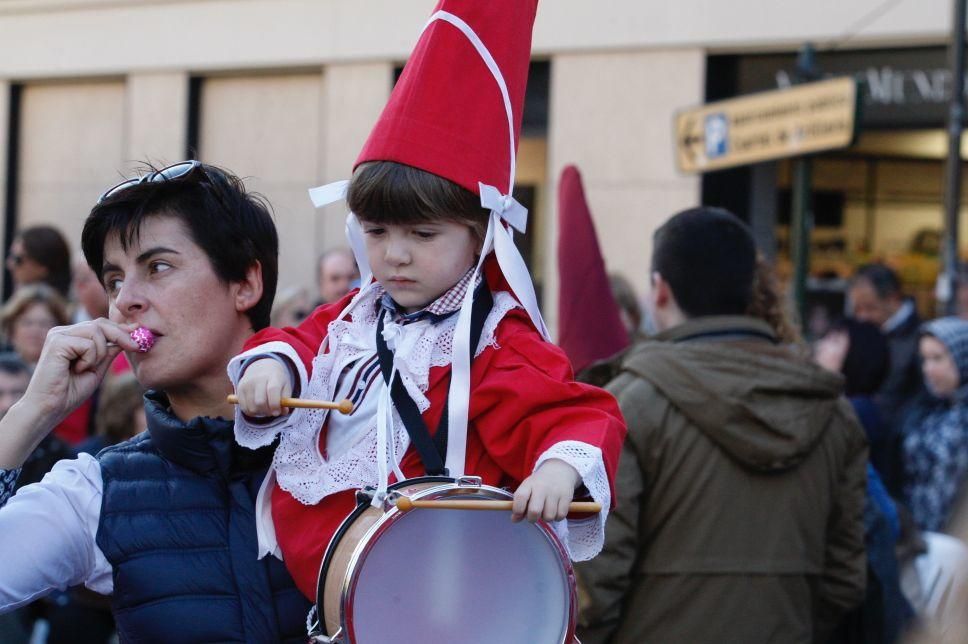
top-left (344, 501), bottom-right (572, 643)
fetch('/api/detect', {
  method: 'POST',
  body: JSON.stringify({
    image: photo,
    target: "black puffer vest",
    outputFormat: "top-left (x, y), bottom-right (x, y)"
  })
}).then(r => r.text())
top-left (96, 390), bottom-right (310, 643)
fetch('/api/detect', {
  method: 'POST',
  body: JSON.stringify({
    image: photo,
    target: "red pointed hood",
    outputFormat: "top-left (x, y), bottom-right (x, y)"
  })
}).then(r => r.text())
top-left (557, 165), bottom-right (630, 372)
top-left (355, 0), bottom-right (538, 196)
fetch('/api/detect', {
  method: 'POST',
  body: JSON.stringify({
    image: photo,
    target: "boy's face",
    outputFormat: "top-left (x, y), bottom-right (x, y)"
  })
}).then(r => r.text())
top-left (360, 219), bottom-right (479, 313)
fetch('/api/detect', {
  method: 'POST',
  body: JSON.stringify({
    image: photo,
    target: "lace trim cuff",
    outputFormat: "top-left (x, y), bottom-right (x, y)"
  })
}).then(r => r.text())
top-left (227, 341), bottom-right (308, 449)
top-left (0, 468), bottom-right (20, 508)
top-left (535, 441), bottom-right (610, 562)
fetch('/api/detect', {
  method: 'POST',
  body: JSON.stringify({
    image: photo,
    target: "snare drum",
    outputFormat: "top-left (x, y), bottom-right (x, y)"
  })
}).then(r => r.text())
top-left (311, 476), bottom-right (578, 643)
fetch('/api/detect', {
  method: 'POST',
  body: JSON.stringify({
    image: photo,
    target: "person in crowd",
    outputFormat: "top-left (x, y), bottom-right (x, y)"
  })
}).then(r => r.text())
top-left (315, 246), bottom-right (358, 306)
top-left (0, 353), bottom-right (29, 422)
top-left (609, 273), bottom-right (644, 339)
top-left (0, 161), bottom-right (310, 642)
top-left (0, 352), bottom-right (72, 643)
top-left (70, 257), bottom-right (131, 379)
top-left (270, 284), bottom-right (311, 329)
top-left (5, 225), bottom-right (72, 299)
top-left (0, 352), bottom-right (73, 491)
top-left (0, 284), bottom-right (69, 367)
top-left (747, 253), bottom-right (801, 345)
top-left (816, 319), bottom-right (898, 479)
top-left (901, 317), bottom-right (968, 534)
top-left (815, 319), bottom-right (914, 643)
top-left (848, 263), bottom-right (922, 430)
top-left (45, 374), bottom-right (143, 644)
top-left (71, 257), bottom-right (108, 323)
top-left (575, 207), bottom-right (867, 644)
top-left (75, 371), bottom-right (144, 456)
top-left (0, 285), bottom-right (92, 446)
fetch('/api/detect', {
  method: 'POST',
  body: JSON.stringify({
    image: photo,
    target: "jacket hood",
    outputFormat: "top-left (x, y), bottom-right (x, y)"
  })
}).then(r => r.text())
top-left (622, 316), bottom-right (846, 471)
top-left (921, 316), bottom-right (968, 387)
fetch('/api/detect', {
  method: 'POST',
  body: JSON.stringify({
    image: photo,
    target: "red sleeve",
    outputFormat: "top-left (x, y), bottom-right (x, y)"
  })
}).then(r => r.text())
top-left (242, 290), bottom-right (359, 373)
top-left (467, 309), bottom-right (627, 501)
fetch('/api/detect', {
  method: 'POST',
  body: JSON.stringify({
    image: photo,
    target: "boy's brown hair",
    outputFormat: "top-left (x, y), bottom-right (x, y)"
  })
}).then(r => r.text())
top-left (347, 161), bottom-right (489, 242)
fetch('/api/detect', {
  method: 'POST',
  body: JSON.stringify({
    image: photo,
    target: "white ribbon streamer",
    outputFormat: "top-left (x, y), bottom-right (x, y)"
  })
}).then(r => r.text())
top-left (429, 10), bottom-right (518, 188)
top-left (373, 373), bottom-right (392, 507)
top-left (478, 182), bottom-right (527, 233)
top-left (373, 359), bottom-right (407, 507)
top-left (307, 179), bottom-right (375, 327)
top-left (429, 10), bottom-right (550, 476)
top-left (308, 179), bottom-right (349, 208)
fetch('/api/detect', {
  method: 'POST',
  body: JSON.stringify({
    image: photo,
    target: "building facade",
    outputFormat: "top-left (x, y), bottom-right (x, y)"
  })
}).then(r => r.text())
top-left (0, 0), bottom-right (953, 331)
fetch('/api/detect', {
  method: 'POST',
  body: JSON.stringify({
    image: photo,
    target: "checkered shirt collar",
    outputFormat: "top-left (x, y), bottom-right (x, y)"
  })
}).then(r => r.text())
top-left (377, 267), bottom-right (481, 325)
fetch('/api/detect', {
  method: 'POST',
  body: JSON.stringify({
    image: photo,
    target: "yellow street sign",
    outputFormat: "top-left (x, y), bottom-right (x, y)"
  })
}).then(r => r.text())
top-left (675, 76), bottom-right (859, 174)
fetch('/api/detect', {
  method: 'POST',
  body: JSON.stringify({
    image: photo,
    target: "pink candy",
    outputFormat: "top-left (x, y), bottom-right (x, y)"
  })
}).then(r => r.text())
top-left (130, 327), bottom-right (155, 353)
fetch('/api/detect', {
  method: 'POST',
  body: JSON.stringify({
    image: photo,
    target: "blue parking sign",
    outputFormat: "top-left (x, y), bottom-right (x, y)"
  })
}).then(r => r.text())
top-left (704, 113), bottom-right (729, 159)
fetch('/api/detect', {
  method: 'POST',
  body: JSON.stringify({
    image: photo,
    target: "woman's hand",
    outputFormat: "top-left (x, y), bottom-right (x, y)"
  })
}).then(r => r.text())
top-left (512, 458), bottom-right (581, 523)
top-left (234, 358), bottom-right (292, 417)
top-left (0, 319), bottom-right (139, 468)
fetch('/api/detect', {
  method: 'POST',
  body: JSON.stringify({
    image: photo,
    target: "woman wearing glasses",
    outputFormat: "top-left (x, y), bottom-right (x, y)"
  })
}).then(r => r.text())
top-left (5, 225), bottom-right (72, 299)
top-left (0, 162), bottom-right (310, 642)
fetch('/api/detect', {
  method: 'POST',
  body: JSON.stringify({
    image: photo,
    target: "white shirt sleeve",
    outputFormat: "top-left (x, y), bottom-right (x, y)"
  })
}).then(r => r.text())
top-left (0, 453), bottom-right (112, 612)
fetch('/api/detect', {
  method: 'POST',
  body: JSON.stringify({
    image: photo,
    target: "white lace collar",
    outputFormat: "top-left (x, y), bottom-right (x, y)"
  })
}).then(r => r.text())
top-left (269, 286), bottom-right (522, 506)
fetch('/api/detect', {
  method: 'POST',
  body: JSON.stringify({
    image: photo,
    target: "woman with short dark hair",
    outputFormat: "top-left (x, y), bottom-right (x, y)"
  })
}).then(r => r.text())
top-left (0, 161), bottom-right (308, 642)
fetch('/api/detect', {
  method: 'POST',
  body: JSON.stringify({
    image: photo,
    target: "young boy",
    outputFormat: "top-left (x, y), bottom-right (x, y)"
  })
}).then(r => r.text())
top-left (229, 0), bottom-right (626, 601)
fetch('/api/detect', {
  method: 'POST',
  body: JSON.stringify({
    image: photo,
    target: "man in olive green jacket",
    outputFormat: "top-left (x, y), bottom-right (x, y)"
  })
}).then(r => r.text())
top-left (576, 208), bottom-right (867, 644)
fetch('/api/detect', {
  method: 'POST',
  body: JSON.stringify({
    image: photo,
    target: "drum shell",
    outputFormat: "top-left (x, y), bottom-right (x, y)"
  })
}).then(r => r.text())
top-left (317, 477), bottom-right (452, 637)
top-left (319, 478), bottom-right (577, 644)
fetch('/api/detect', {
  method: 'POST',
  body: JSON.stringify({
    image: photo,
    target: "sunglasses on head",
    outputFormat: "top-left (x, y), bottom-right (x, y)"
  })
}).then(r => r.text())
top-left (97, 160), bottom-right (204, 204)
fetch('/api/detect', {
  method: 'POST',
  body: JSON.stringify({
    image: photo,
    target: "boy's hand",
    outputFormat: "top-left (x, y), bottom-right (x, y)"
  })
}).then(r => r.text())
top-left (234, 358), bottom-right (292, 417)
top-left (512, 458), bottom-right (581, 523)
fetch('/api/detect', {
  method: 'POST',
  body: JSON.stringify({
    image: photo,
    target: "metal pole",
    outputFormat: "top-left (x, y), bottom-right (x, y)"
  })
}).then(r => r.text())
top-left (942, 0), bottom-right (967, 315)
top-left (789, 44), bottom-right (819, 331)
top-left (791, 157), bottom-right (814, 327)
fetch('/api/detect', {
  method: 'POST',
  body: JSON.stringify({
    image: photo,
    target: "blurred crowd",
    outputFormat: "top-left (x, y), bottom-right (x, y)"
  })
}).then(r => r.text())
top-left (6, 211), bottom-right (968, 644)
top-left (580, 249), bottom-right (968, 644)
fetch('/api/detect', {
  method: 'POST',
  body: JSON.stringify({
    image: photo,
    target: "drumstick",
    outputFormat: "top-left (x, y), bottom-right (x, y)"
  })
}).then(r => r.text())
top-left (226, 394), bottom-right (354, 415)
top-left (394, 497), bottom-right (601, 514)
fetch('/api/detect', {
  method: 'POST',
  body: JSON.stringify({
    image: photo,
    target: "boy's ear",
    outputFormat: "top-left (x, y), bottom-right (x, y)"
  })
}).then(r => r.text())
top-left (234, 261), bottom-right (264, 314)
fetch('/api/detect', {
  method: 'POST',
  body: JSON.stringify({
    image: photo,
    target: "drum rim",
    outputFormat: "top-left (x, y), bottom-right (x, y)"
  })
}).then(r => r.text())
top-left (315, 475), bottom-right (455, 625)
top-left (340, 480), bottom-right (578, 644)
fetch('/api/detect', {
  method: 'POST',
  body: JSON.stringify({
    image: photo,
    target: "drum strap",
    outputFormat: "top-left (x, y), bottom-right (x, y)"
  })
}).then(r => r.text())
top-left (375, 285), bottom-right (494, 477)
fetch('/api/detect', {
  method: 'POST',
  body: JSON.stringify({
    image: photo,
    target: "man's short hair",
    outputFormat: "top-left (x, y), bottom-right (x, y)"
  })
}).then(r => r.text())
top-left (852, 263), bottom-right (902, 300)
top-left (81, 162), bottom-right (279, 331)
top-left (651, 206), bottom-right (756, 318)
